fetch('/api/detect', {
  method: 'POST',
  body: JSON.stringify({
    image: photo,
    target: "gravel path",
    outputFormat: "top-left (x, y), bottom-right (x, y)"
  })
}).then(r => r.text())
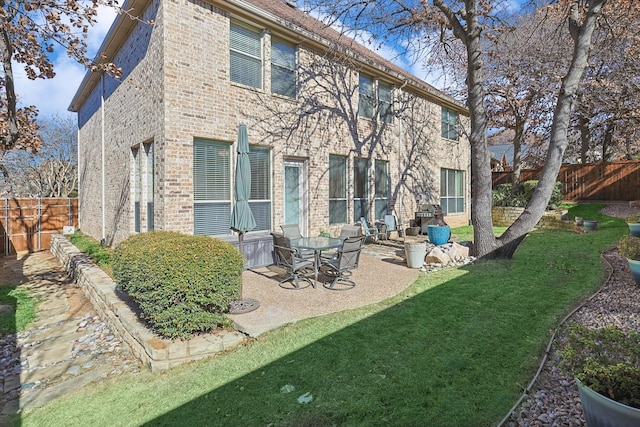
top-left (504, 202), bottom-right (640, 427)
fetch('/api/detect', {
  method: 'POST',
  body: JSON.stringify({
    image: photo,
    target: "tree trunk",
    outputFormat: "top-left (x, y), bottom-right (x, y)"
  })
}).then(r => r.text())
top-left (579, 114), bottom-right (591, 163)
top-left (0, 27), bottom-right (20, 150)
top-left (510, 119), bottom-right (524, 193)
top-left (494, 0), bottom-right (607, 259)
top-left (602, 120), bottom-right (614, 162)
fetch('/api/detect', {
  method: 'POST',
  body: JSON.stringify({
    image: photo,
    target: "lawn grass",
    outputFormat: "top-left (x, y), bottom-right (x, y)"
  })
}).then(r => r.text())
top-left (68, 231), bottom-right (114, 276)
top-left (20, 204), bottom-right (627, 427)
top-left (0, 285), bottom-right (38, 336)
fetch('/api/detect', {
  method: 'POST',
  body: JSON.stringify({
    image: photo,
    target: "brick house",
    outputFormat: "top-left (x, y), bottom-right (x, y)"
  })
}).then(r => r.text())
top-left (69, 0), bottom-right (471, 265)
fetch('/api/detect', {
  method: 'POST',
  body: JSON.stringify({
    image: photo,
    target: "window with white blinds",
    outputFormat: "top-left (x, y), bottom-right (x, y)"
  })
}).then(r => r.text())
top-left (248, 145), bottom-right (271, 231)
top-left (353, 157), bottom-right (369, 221)
top-left (329, 155), bottom-right (347, 224)
top-left (230, 22), bottom-right (262, 89)
top-left (358, 75), bottom-right (375, 119)
top-left (374, 160), bottom-right (389, 220)
top-left (271, 38), bottom-right (296, 98)
top-left (193, 139), bottom-right (231, 235)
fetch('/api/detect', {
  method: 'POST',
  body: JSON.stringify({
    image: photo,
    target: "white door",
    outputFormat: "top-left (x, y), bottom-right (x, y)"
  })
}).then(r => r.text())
top-left (283, 160), bottom-right (308, 235)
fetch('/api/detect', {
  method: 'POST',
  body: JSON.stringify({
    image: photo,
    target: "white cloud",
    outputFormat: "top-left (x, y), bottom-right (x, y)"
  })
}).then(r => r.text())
top-left (13, 5), bottom-right (118, 121)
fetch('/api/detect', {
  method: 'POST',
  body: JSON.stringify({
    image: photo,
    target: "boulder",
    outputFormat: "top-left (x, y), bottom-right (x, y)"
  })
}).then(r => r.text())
top-left (630, 200), bottom-right (640, 209)
top-left (426, 246), bottom-right (450, 264)
top-left (450, 242), bottom-right (469, 260)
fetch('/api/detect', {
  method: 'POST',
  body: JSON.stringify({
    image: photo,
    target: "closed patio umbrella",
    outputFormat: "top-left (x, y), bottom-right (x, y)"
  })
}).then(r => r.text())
top-left (229, 124), bottom-right (259, 314)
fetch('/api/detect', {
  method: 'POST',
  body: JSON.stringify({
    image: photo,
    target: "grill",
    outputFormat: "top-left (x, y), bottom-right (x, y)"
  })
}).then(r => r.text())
top-left (413, 204), bottom-right (446, 234)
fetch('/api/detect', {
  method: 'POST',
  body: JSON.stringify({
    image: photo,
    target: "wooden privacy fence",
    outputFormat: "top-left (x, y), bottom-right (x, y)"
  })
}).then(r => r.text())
top-left (492, 161), bottom-right (640, 201)
top-left (1, 198), bottom-right (78, 256)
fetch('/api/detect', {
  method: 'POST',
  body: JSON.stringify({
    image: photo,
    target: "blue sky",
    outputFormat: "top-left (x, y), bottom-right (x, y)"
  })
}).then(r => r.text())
top-left (13, 5), bottom-right (118, 122)
top-left (12, 2), bottom-right (478, 122)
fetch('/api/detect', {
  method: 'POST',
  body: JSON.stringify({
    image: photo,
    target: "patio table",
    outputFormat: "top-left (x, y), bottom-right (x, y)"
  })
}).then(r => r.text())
top-left (290, 236), bottom-right (344, 285)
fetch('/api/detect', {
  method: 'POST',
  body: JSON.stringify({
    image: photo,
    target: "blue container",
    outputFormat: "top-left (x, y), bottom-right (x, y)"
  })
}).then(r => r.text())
top-left (629, 223), bottom-right (640, 237)
top-left (629, 259), bottom-right (640, 286)
top-left (427, 225), bottom-right (450, 246)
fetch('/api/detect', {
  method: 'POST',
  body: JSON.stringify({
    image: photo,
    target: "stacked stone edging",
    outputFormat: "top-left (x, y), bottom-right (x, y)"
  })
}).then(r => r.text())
top-left (492, 207), bottom-right (581, 231)
top-left (50, 235), bottom-right (245, 371)
top-left (492, 207), bottom-right (526, 227)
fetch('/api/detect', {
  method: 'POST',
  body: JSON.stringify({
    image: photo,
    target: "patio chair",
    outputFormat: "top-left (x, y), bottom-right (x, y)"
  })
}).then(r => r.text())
top-left (383, 214), bottom-right (399, 239)
top-left (321, 225), bottom-right (362, 260)
top-left (279, 224), bottom-right (314, 258)
top-left (359, 217), bottom-right (385, 243)
top-left (271, 232), bottom-right (315, 290)
top-left (280, 224), bottom-right (303, 238)
top-left (320, 236), bottom-right (365, 290)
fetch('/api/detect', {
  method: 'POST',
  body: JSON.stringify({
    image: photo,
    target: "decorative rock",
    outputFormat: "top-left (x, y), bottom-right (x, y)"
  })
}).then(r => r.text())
top-left (451, 242), bottom-right (469, 258)
top-left (629, 200), bottom-right (640, 208)
top-left (426, 247), bottom-right (449, 264)
top-left (66, 365), bottom-right (81, 375)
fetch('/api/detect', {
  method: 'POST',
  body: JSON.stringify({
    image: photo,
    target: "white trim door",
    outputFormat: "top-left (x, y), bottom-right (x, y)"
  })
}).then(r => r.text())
top-left (283, 160), bottom-right (308, 236)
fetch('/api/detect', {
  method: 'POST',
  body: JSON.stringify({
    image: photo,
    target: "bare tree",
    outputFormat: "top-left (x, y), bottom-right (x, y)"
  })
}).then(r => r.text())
top-left (304, 0), bottom-right (608, 258)
top-left (0, 114), bottom-right (77, 196)
top-left (1, 0), bottom-right (123, 151)
top-left (484, 8), bottom-right (570, 188)
top-left (571, 0), bottom-right (640, 162)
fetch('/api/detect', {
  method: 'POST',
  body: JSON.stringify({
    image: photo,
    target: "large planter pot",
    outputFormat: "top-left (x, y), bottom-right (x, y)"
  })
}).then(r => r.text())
top-left (576, 378), bottom-right (640, 427)
top-left (405, 226), bottom-right (420, 237)
top-left (628, 223), bottom-right (640, 237)
top-left (628, 258), bottom-right (640, 285)
top-left (583, 220), bottom-right (598, 232)
top-left (404, 241), bottom-right (427, 269)
top-left (427, 225), bottom-right (450, 246)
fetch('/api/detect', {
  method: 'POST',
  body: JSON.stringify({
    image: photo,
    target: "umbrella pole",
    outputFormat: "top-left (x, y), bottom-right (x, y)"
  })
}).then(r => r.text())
top-left (238, 232), bottom-right (244, 299)
top-left (228, 232), bottom-right (259, 315)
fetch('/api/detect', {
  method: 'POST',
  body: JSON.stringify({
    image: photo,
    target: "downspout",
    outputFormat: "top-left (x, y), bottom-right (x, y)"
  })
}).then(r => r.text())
top-left (397, 80), bottom-right (408, 229)
top-left (100, 74), bottom-right (106, 245)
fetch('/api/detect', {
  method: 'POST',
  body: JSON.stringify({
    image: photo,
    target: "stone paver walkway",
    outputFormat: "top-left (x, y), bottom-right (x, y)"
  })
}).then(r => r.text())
top-left (0, 251), bottom-right (141, 425)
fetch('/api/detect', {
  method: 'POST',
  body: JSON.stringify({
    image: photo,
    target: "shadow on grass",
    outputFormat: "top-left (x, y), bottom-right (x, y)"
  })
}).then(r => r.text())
top-left (138, 223), bottom-right (625, 426)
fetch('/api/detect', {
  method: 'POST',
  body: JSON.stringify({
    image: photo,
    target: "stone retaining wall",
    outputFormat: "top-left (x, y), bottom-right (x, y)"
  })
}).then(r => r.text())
top-left (50, 235), bottom-right (245, 371)
top-left (492, 207), bottom-right (580, 231)
top-left (492, 207), bottom-right (525, 227)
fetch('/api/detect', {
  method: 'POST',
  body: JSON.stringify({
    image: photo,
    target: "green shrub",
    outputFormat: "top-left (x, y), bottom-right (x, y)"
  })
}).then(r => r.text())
top-left (492, 180), bottom-right (563, 209)
top-left (578, 361), bottom-right (640, 408)
top-left (619, 235), bottom-right (640, 260)
top-left (112, 231), bottom-right (244, 339)
top-left (557, 324), bottom-right (640, 408)
top-left (625, 213), bottom-right (640, 224)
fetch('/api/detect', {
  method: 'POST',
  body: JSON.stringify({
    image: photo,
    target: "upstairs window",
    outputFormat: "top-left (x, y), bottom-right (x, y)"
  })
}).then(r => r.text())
top-left (271, 38), bottom-right (296, 98)
top-left (441, 107), bottom-right (459, 140)
top-left (230, 22), bottom-right (262, 89)
top-left (358, 74), bottom-right (375, 119)
top-left (379, 82), bottom-right (393, 123)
